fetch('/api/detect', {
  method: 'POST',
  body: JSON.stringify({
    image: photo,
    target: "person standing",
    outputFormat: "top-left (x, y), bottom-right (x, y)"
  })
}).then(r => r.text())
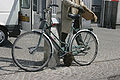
top-left (60, 0), bottom-right (97, 66)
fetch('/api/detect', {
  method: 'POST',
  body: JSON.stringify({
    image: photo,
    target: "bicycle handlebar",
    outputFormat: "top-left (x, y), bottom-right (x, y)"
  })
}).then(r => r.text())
top-left (43, 4), bottom-right (59, 13)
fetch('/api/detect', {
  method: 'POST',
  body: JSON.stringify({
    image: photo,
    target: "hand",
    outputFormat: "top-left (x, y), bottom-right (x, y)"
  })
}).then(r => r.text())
top-left (92, 13), bottom-right (97, 22)
top-left (78, 6), bottom-right (85, 13)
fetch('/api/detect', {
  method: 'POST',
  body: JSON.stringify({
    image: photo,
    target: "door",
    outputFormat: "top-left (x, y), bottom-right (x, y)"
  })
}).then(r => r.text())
top-left (20, 0), bottom-right (32, 31)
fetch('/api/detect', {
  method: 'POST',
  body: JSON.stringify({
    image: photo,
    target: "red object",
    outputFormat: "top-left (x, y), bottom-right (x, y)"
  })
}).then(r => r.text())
top-left (111, 0), bottom-right (119, 2)
top-left (52, 23), bottom-right (56, 27)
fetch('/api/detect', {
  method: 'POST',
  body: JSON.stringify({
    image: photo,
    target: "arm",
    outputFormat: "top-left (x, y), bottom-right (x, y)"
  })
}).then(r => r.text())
top-left (82, 5), bottom-right (98, 22)
top-left (63, 0), bottom-right (84, 8)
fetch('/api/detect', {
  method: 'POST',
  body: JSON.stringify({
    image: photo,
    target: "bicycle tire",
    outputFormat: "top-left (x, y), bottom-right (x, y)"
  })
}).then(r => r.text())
top-left (12, 31), bottom-right (53, 72)
top-left (70, 29), bottom-right (98, 66)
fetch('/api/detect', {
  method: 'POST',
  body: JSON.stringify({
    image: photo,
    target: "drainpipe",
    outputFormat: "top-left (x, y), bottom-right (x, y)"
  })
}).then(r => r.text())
top-left (100, 0), bottom-right (105, 27)
top-left (42, 0), bottom-right (46, 19)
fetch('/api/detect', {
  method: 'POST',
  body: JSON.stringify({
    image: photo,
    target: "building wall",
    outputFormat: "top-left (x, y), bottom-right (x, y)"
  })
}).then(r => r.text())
top-left (92, 0), bottom-right (102, 5)
top-left (116, 2), bottom-right (120, 25)
top-left (100, 0), bottom-right (119, 29)
top-left (116, 2), bottom-right (120, 28)
top-left (92, 0), bottom-right (102, 23)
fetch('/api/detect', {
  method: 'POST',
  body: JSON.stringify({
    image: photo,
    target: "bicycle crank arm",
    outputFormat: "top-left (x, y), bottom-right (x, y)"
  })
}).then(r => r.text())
top-left (28, 47), bottom-right (37, 54)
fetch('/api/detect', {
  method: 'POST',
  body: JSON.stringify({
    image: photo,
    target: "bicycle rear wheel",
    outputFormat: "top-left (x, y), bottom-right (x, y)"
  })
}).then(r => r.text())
top-left (70, 29), bottom-right (98, 66)
top-left (12, 31), bottom-right (53, 72)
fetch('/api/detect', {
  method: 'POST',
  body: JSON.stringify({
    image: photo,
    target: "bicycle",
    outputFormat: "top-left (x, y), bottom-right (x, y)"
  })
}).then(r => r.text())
top-left (11, 4), bottom-right (99, 72)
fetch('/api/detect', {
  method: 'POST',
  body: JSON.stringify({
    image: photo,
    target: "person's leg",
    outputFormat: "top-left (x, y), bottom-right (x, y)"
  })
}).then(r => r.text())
top-left (60, 32), bottom-right (68, 47)
top-left (73, 19), bottom-right (80, 34)
top-left (73, 19), bottom-right (83, 45)
top-left (60, 32), bottom-right (74, 67)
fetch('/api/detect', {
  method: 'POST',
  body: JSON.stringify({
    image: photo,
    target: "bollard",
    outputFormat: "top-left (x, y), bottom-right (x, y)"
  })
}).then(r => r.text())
top-left (44, 26), bottom-right (60, 68)
top-left (44, 0), bottom-right (61, 68)
top-left (44, 17), bottom-right (60, 67)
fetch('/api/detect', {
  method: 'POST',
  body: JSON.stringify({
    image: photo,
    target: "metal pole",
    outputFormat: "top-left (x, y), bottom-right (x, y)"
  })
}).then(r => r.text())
top-left (42, 0), bottom-right (46, 19)
top-left (100, 0), bottom-right (105, 27)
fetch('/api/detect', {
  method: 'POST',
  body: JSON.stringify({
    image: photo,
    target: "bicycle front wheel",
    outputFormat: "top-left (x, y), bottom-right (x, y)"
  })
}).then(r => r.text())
top-left (12, 31), bottom-right (53, 72)
top-left (70, 29), bottom-right (98, 66)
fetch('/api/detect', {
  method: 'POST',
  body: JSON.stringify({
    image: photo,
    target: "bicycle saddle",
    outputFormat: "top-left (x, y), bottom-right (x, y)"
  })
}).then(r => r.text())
top-left (68, 14), bottom-right (81, 20)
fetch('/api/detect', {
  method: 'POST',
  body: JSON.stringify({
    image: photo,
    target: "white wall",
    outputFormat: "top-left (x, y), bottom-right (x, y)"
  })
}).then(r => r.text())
top-left (116, 2), bottom-right (120, 25)
top-left (0, 0), bottom-right (19, 25)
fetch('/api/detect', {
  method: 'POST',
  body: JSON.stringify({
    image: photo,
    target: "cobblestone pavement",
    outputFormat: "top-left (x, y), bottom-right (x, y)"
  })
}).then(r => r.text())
top-left (0, 26), bottom-right (120, 80)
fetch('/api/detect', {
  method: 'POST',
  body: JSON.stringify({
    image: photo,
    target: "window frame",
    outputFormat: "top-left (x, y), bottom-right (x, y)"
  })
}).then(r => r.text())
top-left (21, 0), bottom-right (30, 9)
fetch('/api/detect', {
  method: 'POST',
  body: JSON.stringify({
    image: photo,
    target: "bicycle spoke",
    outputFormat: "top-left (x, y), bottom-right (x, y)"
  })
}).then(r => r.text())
top-left (12, 31), bottom-right (52, 72)
top-left (83, 32), bottom-right (88, 42)
top-left (70, 30), bottom-right (98, 66)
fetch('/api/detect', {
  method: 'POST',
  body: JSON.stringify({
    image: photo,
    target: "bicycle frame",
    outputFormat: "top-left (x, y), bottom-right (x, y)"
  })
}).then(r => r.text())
top-left (32, 18), bottom-right (77, 58)
top-left (32, 4), bottom-right (84, 57)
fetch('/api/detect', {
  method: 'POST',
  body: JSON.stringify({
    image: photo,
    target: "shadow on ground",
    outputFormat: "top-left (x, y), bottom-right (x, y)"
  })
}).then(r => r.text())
top-left (0, 40), bottom-right (13, 48)
top-left (4, 40), bottom-right (13, 48)
top-left (108, 75), bottom-right (120, 80)
top-left (0, 57), bottom-right (24, 76)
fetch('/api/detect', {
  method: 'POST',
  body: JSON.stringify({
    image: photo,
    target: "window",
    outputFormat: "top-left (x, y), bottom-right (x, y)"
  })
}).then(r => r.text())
top-left (33, 0), bottom-right (37, 11)
top-left (21, 0), bottom-right (30, 9)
